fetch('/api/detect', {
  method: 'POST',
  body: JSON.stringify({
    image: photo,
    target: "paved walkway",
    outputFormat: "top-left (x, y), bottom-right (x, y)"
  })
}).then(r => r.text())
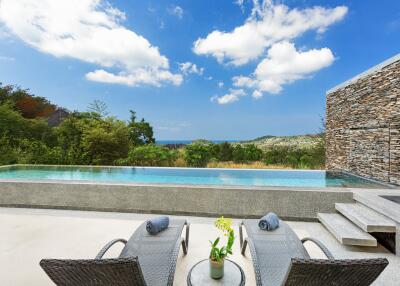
top-left (0, 207), bottom-right (399, 285)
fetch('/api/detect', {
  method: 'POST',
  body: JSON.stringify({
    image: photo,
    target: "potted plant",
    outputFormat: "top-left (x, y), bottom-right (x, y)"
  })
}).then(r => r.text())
top-left (209, 216), bottom-right (235, 279)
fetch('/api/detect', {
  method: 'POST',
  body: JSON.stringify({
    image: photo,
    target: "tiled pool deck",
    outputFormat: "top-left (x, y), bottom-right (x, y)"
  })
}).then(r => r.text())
top-left (1, 207), bottom-right (399, 285)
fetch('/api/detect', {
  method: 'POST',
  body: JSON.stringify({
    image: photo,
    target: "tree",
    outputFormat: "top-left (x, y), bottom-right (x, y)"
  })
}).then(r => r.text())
top-left (56, 113), bottom-right (87, 164)
top-left (127, 110), bottom-right (155, 146)
top-left (57, 113), bottom-right (130, 165)
top-left (243, 144), bottom-right (263, 161)
top-left (218, 142), bottom-right (233, 161)
top-left (232, 145), bottom-right (246, 163)
top-left (0, 102), bottom-right (55, 145)
top-left (81, 118), bottom-right (130, 165)
top-left (87, 100), bottom-right (109, 118)
top-left (0, 102), bottom-right (28, 141)
top-left (0, 84), bottom-right (56, 118)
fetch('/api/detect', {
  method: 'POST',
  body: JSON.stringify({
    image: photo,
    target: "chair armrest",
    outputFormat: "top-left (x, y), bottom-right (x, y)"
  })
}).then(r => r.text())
top-left (95, 238), bottom-right (127, 259)
top-left (168, 222), bottom-right (190, 286)
top-left (244, 236), bottom-right (263, 286)
top-left (301, 237), bottom-right (334, 259)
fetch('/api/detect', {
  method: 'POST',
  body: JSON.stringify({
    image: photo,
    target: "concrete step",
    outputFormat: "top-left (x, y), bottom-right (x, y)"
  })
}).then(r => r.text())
top-left (354, 193), bottom-right (400, 224)
top-left (335, 203), bottom-right (396, 233)
top-left (318, 213), bottom-right (377, 247)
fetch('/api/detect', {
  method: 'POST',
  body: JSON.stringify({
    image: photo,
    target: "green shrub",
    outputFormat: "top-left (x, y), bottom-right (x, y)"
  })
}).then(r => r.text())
top-left (0, 136), bottom-right (18, 165)
top-left (120, 144), bottom-right (176, 167)
top-left (263, 140), bottom-right (325, 169)
top-left (233, 144), bottom-right (263, 163)
top-left (16, 139), bottom-right (62, 164)
top-left (184, 143), bottom-right (212, 167)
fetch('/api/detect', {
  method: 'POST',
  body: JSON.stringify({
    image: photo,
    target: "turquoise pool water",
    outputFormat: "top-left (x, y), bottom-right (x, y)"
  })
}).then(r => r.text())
top-left (0, 165), bottom-right (389, 188)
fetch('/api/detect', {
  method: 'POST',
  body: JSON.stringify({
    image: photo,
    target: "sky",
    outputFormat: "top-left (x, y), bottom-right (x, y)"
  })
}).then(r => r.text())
top-left (0, 0), bottom-right (399, 140)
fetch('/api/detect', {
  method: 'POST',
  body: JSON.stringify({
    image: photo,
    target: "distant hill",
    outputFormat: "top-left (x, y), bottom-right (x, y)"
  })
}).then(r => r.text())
top-left (159, 135), bottom-right (324, 151)
top-left (239, 134), bottom-right (323, 151)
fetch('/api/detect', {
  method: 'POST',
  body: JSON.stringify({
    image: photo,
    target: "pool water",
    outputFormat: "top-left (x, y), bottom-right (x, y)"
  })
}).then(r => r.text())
top-left (0, 165), bottom-right (389, 188)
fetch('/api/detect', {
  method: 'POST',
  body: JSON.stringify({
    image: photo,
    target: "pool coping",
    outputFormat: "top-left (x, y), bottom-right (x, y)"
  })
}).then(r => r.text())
top-left (0, 177), bottom-right (354, 192)
top-left (0, 163), bottom-right (327, 172)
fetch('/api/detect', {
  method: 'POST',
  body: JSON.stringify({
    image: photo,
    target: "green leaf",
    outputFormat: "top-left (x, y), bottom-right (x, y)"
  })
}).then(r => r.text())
top-left (212, 237), bottom-right (220, 247)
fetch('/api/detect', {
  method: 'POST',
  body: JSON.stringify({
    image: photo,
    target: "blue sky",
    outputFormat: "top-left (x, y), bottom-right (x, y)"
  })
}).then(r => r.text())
top-left (0, 0), bottom-right (399, 140)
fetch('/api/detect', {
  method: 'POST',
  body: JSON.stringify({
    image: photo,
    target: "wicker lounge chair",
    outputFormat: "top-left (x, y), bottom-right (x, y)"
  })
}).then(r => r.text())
top-left (239, 219), bottom-right (388, 286)
top-left (40, 219), bottom-right (190, 286)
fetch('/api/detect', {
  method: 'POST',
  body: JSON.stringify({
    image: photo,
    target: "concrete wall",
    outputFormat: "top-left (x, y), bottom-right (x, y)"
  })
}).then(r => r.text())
top-left (326, 54), bottom-right (400, 185)
top-left (0, 180), bottom-right (353, 221)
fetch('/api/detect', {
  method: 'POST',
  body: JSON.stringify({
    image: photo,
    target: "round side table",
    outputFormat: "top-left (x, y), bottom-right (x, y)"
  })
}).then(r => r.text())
top-left (187, 259), bottom-right (245, 285)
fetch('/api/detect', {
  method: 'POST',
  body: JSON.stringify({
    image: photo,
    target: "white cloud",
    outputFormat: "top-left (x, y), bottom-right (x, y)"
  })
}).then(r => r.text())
top-left (252, 90), bottom-right (262, 99)
top-left (233, 41), bottom-right (334, 95)
top-left (235, 0), bottom-right (245, 7)
top-left (86, 68), bottom-right (182, 87)
top-left (179, 62), bottom-right (204, 75)
top-left (211, 89), bottom-right (246, 105)
top-left (168, 5), bottom-right (183, 19)
top-left (0, 0), bottom-right (181, 87)
top-left (193, 0), bottom-right (347, 65)
top-left (235, 0), bottom-right (246, 12)
top-left (232, 75), bottom-right (257, 88)
top-left (218, 81), bottom-right (224, 88)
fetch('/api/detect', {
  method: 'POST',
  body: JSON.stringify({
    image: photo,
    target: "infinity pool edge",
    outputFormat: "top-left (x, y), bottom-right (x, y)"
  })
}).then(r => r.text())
top-left (0, 179), bottom-right (354, 221)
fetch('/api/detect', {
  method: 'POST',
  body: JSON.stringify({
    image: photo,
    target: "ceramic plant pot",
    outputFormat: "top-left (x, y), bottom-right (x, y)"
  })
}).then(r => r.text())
top-left (209, 258), bottom-right (224, 279)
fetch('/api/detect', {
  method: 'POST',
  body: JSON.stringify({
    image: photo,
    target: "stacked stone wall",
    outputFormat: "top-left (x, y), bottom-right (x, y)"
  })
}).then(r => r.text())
top-left (326, 57), bottom-right (400, 185)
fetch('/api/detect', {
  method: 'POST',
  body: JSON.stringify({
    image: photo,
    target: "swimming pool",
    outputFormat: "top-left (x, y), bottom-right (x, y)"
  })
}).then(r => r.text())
top-left (0, 165), bottom-right (389, 188)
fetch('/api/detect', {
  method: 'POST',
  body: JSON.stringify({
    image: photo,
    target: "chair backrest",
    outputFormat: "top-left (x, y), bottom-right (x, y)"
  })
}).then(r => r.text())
top-left (283, 258), bottom-right (388, 286)
top-left (40, 257), bottom-right (147, 286)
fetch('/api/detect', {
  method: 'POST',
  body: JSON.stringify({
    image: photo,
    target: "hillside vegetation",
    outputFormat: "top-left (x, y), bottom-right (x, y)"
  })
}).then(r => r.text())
top-left (0, 83), bottom-right (325, 170)
top-left (240, 135), bottom-right (323, 151)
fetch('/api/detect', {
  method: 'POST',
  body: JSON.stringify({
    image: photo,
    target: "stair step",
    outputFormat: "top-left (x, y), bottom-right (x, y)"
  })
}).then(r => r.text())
top-left (354, 193), bottom-right (400, 224)
top-left (335, 203), bottom-right (396, 233)
top-left (318, 213), bottom-right (377, 247)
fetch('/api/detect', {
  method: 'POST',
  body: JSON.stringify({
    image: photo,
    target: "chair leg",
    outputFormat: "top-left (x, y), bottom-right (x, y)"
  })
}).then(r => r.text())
top-left (181, 239), bottom-right (188, 255)
top-left (241, 238), bottom-right (248, 256)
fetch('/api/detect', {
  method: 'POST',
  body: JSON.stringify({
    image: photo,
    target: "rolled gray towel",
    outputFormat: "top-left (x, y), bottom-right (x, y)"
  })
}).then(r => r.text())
top-left (146, 216), bottom-right (169, 235)
top-left (258, 212), bottom-right (280, 231)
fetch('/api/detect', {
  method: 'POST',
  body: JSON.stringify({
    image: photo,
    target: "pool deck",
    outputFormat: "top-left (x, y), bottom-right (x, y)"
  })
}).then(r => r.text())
top-left (1, 207), bottom-right (399, 285)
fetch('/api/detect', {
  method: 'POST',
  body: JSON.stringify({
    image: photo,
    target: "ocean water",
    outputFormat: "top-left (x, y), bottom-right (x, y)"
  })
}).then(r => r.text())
top-left (0, 165), bottom-right (389, 188)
